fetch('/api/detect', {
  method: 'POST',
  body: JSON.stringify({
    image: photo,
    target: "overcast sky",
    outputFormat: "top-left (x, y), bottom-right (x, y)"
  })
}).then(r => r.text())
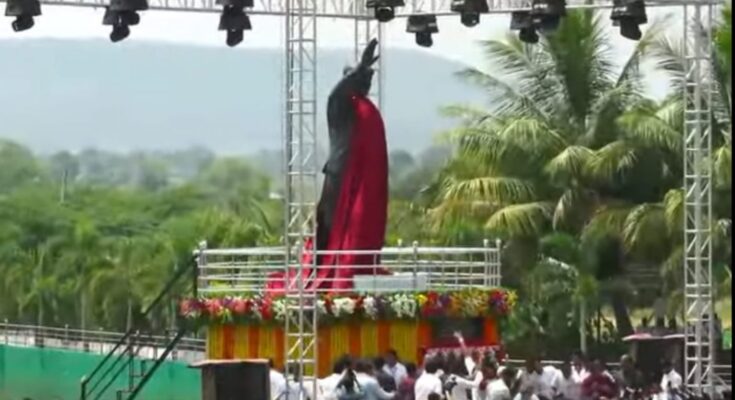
top-left (0, 5), bottom-right (683, 97)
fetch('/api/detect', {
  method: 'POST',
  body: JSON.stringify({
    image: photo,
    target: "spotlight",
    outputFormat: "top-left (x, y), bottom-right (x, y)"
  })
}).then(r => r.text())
top-left (611, 0), bottom-right (647, 41)
top-left (510, 11), bottom-right (538, 44)
top-left (450, 0), bottom-right (489, 27)
top-left (531, 0), bottom-right (566, 33)
top-left (110, 24), bottom-right (130, 42)
top-left (406, 14), bottom-right (438, 48)
top-left (519, 27), bottom-right (539, 43)
top-left (5, 0), bottom-right (41, 32)
top-left (218, 5), bottom-right (252, 47)
top-left (366, 0), bottom-right (405, 22)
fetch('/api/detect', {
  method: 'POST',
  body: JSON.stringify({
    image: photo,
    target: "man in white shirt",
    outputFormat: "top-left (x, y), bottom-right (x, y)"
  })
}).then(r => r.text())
top-left (659, 360), bottom-right (683, 400)
top-left (384, 349), bottom-right (409, 387)
top-left (553, 361), bottom-right (581, 400)
top-left (321, 355), bottom-right (352, 400)
top-left (570, 352), bottom-right (589, 383)
top-left (354, 359), bottom-right (396, 400)
top-left (415, 357), bottom-right (444, 400)
top-left (270, 360), bottom-right (287, 400)
top-left (489, 367), bottom-right (517, 400)
top-left (517, 358), bottom-right (554, 400)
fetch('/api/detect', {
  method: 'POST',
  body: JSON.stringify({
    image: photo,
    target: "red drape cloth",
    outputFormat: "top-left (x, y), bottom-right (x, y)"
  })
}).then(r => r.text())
top-left (267, 94), bottom-right (389, 293)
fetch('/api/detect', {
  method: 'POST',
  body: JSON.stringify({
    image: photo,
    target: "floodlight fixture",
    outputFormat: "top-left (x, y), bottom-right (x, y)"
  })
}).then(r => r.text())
top-left (531, 0), bottom-right (566, 33)
top-left (366, 0), bottom-right (405, 22)
top-left (450, 0), bottom-right (489, 27)
top-left (510, 11), bottom-right (539, 44)
top-left (611, 0), bottom-right (647, 40)
top-left (218, 5), bottom-right (252, 47)
top-left (4, 0), bottom-right (41, 32)
top-left (406, 14), bottom-right (438, 47)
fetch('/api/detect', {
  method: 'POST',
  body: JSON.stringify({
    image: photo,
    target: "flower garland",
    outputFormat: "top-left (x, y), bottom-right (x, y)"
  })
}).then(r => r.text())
top-left (180, 288), bottom-right (517, 326)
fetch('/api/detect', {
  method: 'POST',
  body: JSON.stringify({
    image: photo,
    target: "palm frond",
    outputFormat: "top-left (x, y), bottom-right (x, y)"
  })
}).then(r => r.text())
top-left (455, 68), bottom-right (548, 118)
top-left (618, 101), bottom-right (683, 153)
top-left (553, 187), bottom-right (597, 231)
top-left (486, 201), bottom-right (555, 238)
top-left (439, 104), bottom-right (493, 125)
top-left (714, 144), bottom-right (732, 189)
top-left (545, 145), bottom-right (595, 184)
top-left (543, 11), bottom-right (616, 125)
top-left (623, 203), bottom-right (671, 260)
top-left (497, 117), bottom-right (567, 157)
top-left (439, 176), bottom-right (538, 204)
top-left (581, 204), bottom-right (632, 242)
top-left (588, 140), bottom-right (639, 182)
top-left (663, 188), bottom-right (685, 236)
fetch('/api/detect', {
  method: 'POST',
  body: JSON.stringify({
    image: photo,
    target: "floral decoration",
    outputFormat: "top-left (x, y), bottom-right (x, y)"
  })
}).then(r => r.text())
top-left (179, 288), bottom-right (517, 326)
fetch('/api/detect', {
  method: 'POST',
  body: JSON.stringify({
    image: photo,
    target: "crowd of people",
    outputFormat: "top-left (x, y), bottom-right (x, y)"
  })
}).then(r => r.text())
top-left (267, 334), bottom-right (722, 400)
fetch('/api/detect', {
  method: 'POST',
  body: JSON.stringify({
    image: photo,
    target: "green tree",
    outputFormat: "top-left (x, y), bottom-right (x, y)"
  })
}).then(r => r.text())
top-left (432, 11), bottom-right (671, 335)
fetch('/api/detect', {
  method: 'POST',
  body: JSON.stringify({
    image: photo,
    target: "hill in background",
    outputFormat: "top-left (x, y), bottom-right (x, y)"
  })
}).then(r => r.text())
top-left (0, 40), bottom-right (486, 154)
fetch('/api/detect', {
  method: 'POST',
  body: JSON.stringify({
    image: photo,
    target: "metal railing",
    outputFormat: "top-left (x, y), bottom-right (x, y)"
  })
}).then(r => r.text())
top-left (197, 241), bottom-right (503, 296)
top-left (0, 321), bottom-right (205, 363)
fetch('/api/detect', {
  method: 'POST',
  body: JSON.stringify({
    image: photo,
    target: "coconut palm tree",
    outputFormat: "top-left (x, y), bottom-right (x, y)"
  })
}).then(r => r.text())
top-left (432, 10), bottom-right (671, 334)
top-left (602, 7), bottom-right (732, 310)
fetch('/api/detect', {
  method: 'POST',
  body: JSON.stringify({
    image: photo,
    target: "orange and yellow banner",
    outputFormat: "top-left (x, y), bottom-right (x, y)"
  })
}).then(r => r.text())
top-left (206, 318), bottom-right (500, 376)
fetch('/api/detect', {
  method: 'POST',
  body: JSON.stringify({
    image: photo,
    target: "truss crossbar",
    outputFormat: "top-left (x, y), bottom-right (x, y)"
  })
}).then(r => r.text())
top-left (1, 0), bottom-right (720, 18)
top-left (682, 3), bottom-right (717, 395)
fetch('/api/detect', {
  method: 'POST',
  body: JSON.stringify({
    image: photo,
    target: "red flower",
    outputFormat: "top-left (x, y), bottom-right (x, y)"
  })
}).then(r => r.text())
top-left (232, 298), bottom-right (252, 315)
top-left (259, 298), bottom-right (273, 320)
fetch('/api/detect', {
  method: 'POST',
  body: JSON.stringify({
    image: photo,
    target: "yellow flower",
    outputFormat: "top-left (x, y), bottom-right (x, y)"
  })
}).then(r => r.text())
top-left (417, 294), bottom-right (428, 307)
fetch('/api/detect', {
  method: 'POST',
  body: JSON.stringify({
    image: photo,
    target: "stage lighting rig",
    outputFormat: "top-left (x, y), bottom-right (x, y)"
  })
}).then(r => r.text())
top-left (219, 6), bottom-right (252, 47)
top-left (611, 0), bottom-right (647, 40)
top-left (530, 0), bottom-right (566, 32)
top-left (510, 11), bottom-right (539, 44)
top-left (406, 14), bottom-right (438, 47)
top-left (450, 0), bottom-right (489, 27)
top-left (366, 0), bottom-right (404, 22)
top-left (4, 0), bottom-right (41, 32)
top-left (102, 0), bottom-right (147, 43)
top-left (216, 0), bottom-right (253, 47)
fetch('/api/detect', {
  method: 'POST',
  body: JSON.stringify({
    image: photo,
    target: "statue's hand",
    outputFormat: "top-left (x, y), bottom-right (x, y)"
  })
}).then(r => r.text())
top-left (359, 38), bottom-right (379, 69)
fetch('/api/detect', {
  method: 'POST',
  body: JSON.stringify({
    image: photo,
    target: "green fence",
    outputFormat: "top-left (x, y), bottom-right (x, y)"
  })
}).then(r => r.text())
top-left (0, 345), bottom-right (201, 400)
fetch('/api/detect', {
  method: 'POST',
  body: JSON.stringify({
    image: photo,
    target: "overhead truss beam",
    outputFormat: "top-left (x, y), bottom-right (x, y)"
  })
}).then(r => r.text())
top-left (0, 0), bottom-right (720, 17)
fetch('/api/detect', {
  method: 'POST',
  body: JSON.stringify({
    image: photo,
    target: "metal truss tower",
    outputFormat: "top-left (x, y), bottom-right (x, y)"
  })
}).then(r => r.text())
top-left (682, 1), bottom-right (717, 395)
top-left (283, 0), bottom-right (319, 391)
top-left (0, 0), bottom-right (726, 391)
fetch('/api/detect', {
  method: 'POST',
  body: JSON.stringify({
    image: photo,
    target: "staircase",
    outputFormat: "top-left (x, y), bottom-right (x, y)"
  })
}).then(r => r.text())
top-left (79, 257), bottom-right (198, 400)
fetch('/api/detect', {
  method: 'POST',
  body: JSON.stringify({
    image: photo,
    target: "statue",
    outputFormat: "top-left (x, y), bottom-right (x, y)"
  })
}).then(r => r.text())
top-left (268, 39), bottom-right (389, 292)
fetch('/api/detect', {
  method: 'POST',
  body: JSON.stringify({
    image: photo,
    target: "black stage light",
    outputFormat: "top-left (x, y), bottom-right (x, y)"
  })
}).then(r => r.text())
top-left (531, 0), bottom-right (566, 33)
top-left (406, 14), bottom-right (438, 48)
top-left (519, 27), bottom-right (539, 43)
top-left (510, 11), bottom-right (539, 44)
top-left (5, 0), bottom-right (41, 32)
top-left (110, 24), bottom-right (130, 42)
top-left (366, 0), bottom-right (405, 22)
top-left (218, 5), bottom-right (252, 47)
top-left (450, 0), bottom-right (489, 27)
top-left (611, 0), bottom-right (647, 40)
top-left (102, 7), bottom-right (134, 43)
